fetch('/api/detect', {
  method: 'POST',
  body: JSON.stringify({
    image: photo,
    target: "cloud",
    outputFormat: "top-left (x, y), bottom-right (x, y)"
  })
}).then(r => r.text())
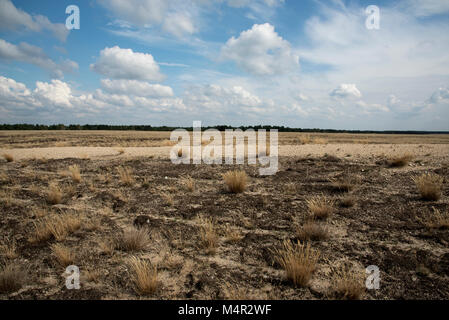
top-left (400, 0), bottom-right (449, 17)
top-left (330, 84), bottom-right (362, 99)
top-left (429, 88), bottom-right (449, 104)
top-left (90, 46), bottom-right (165, 82)
top-left (101, 79), bottom-right (174, 97)
top-left (162, 12), bottom-right (196, 38)
top-left (0, 39), bottom-right (78, 78)
top-left (220, 23), bottom-right (299, 76)
top-left (0, 0), bottom-right (69, 42)
top-left (34, 80), bottom-right (73, 108)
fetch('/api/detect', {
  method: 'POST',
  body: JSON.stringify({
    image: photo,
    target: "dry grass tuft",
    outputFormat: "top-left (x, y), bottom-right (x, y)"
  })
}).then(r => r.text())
top-left (273, 240), bottom-right (320, 287)
top-left (298, 135), bottom-right (311, 145)
top-left (413, 173), bottom-right (443, 201)
top-left (0, 238), bottom-right (18, 259)
top-left (296, 220), bottom-right (329, 241)
top-left (31, 214), bottom-right (81, 243)
top-left (340, 195), bottom-right (356, 208)
top-left (117, 227), bottom-right (150, 252)
top-left (223, 225), bottom-right (243, 243)
top-left (117, 166), bottom-right (135, 185)
top-left (68, 165), bottom-right (81, 183)
top-left (223, 170), bottom-right (247, 193)
top-left (128, 256), bottom-right (158, 295)
top-left (0, 264), bottom-right (25, 293)
top-left (51, 243), bottom-right (75, 267)
top-left (198, 216), bottom-right (219, 255)
top-left (47, 183), bottom-right (63, 205)
top-left (421, 207), bottom-right (449, 229)
top-left (181, 176), bottom-right (195, 192)
top-left (331, 176), bottom-right (357, 192)
top-left (306, 195), bottom-right (335, 220)
top-left (334, 266), bottom-right (365, 300)
top-left (2, 153), bottom-right (14, 162)
top-left (161, 192), bottom-right (174, 206)
top-left (388, 153), bottom-right (414, 168)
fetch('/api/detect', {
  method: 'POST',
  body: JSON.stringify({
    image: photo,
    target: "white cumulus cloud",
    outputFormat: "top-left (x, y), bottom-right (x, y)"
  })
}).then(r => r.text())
top-left (330, 84), bottom-right (362, 99)
top-left (101, 79), bottom-right (174, 97)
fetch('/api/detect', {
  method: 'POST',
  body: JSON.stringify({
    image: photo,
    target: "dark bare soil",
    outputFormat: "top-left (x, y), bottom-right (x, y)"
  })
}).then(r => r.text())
top-left (0, 155), bottom-right (448, 300)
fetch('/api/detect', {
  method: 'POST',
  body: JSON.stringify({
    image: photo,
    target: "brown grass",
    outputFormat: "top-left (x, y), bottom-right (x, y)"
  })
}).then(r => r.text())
top-left (296, 221), bottom-right (329, 241)
top-left (0, 264), bottom-right (25, 293)
top-left (421, 207), bottom-right (449, 229)
top-left (340, 195), bottom-right (356, 208)
top-left (223, 170), bottom-right (247, 193)
top-left (198, 216), bottom-right (219, 255)
top-left (0, 238), bottom-right (18, 259)
top-left (117, 227), bottom-right (150, 251)
top-left (388, 153), bottom-right (414, 168)
top-left (68, 165), bottom-right (81, 183)
top-left (117, 166), bottom-right (135, 185)
top-left (413, 173), bottom-right (443, 201)
top-left (334, 267), bottom-right (365, 300)
top-left (2, 153), bottom-right (14, 162)
top-left (31, 214), bottom-right (81, 242)
top-left (161, 192), bottom-right (174, 206)
top-left (181, 176), bottom-right (195, 192)
top-left (306, 195), bottom-right (335, 220)
top-left (331, 176), bottom-right (357, 192)
top-left (128, 256), bottom-right (158, 295)
top-left (273, 240), bottom-right (320, 287)
top-left (223, 225), bottom-right (243, 243)
top-left (47, 183), bottom-right (62, 205)
top-left (51, 243), bottom-right (75, 267)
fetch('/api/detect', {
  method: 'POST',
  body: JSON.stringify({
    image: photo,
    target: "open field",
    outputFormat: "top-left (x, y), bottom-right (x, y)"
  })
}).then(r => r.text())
top-left (0, 131), bottom-right (448, 300)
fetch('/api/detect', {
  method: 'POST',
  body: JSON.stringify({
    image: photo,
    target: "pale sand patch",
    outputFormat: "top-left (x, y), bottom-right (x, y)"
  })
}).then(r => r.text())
top-left (0, 144), bottom-right (448, 161)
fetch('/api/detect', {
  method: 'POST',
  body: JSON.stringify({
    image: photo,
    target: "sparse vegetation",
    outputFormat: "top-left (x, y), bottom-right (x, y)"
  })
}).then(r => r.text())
top-left (2, 153), bottom-right (14, 162)
top-left (273, 240), bottom-right (320, 287)
top-left (331, 175), bottom-right (357, 192)
top-left (421, 207), bottom-right (449, 229)
top-left (51, 243), bottom-right (75, 267)
top-left (161, 192), bottom-right (174, 206)
top-left (181, 176), bottom-right (195, 192)
top-left (198, 216), bottom-right (218, 255)
top-left (68, 165), bottom-right (81, 183)
top-left (31, 214), bottom-right (81, 243)
top-left (117, 166), bottom-right (135, 185)
top-left (223, 170), bottom-right (247, 193)
top-left (47, 183), bottom-right (63, 205)
top-left (0, 264), bottom-right (25, 293)
top-left (128, 256), bottom-right (158, 295)
top-left (413, 173), bottom-right (443, 201)
top-left (117, 227), bottom-right (150, 252)
top-left (296, 221), bottom-right (328, 241)
top-left (333, 266), bottom-right (365, 300)
top-left (388, 153), bottom-right (414, 168)
top-left (306, 195), bottom-right (335, 220)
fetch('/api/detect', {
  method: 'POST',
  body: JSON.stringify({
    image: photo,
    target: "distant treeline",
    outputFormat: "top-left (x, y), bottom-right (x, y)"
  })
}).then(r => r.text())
top-left (0, 124), bottom-right (447, 134)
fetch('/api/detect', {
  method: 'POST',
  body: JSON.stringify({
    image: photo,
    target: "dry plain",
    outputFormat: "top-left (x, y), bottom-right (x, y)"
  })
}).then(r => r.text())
top-left (0, 131), bottom-right (448, 299)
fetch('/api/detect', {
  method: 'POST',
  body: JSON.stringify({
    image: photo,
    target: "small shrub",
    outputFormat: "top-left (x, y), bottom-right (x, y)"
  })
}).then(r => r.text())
top-left (413, 173), bottom-right (443, 201)
top-left (273, 240), bottom-right (320, 287)
top-left (128, 256), bottom-right (158, 295)
top-left (223, 170), bottom-right (247, 193)
top-left (306, 195), bottom-right (335, 220)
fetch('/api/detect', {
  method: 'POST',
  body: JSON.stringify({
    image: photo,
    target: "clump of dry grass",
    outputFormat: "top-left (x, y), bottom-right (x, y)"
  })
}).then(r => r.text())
top-left (47, 183), bottom-right (63, 205)
top-left (0, 264), bottom-right (25, 293)
top-left (98, 239), bottom-right (115, 255)
top-left (333, 266), bottom-right (365, 300)
top-left (223, 170), bottom-right (247, 193)
top-left (306, 195), bottom-right (335, 220)
top-left (0, 238), bottom-right (18, 259)
top-left (388, 153), bottom-right (414, 168)
top-left (68, 165), bottom-right (81, 183)
top-left (117, 166), bottom-right (135, 185)
top-left (31, 214), bottom-right (81, 243)
top-left (2, 153), bottom-right (14, 162)
top-left (331, 176), bottom-right (357, 192)
top-left (161, 192), bottom-right (174, 206)
top-left (273, 240), bottom-right (320, 287)
top-left (181, 176), bottom-right (195, 192)
top-left (116, 227), bottom-right (150, 252)
top-left (198, 216), bottom-right (219, 255)
top-left (298, 135), bottom-right (311, 145)
top-left (340, 195), bottom-right (356, 208)
top-left (296, 221), bottom-right (328, 241)
top-left (128, 256), bottom-right (158, 295)
top-left (51, 243), bottom-right (75, 267)
top-left (421, 207), bottom-right (449, 229)
top-left (223, 225), bottom-right (243, 243)
top-left (413, 173), bottom-right (443, 201)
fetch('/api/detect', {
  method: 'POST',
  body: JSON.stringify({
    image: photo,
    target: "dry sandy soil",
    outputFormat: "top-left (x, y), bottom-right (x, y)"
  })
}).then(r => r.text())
top-left (0, 131), bottom-right (448, 300)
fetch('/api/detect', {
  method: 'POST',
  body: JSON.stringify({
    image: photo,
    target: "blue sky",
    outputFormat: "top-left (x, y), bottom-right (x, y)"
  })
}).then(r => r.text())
top-left (1, 0), bottom-right (449, 130)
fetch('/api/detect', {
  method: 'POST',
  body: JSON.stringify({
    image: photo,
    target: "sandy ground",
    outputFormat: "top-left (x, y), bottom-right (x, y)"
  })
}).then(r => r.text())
top-left (1, 144), bottom-right (448, 161)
